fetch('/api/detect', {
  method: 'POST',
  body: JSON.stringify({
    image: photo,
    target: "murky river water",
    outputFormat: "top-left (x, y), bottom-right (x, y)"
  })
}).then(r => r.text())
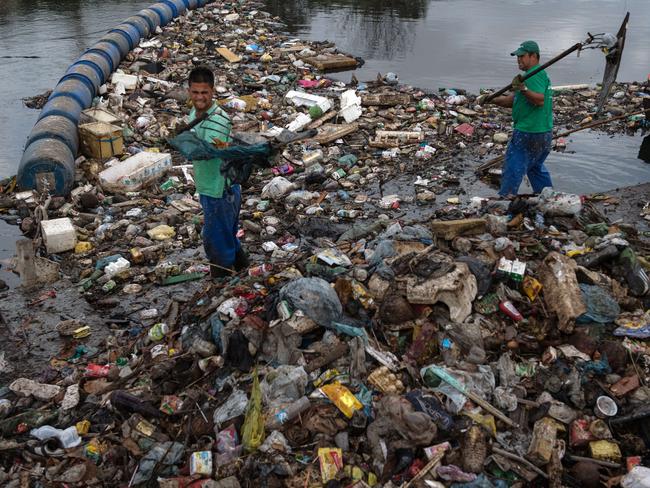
top-left (0, 0), bottom-right (649, 286)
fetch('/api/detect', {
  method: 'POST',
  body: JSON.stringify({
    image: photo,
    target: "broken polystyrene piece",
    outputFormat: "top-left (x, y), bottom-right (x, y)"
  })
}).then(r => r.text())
top-left (406, 262), bottom-right (478, 322)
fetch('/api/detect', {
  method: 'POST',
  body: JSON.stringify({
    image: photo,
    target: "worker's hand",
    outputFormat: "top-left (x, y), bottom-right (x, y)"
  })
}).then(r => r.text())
top-left (511, 75), bottom-right (524, 92)
top-left (476, 94), bottom-right (491, 105)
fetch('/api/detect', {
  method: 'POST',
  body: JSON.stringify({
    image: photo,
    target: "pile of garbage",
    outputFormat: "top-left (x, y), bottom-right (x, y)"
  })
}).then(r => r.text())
top-left (1, 1), bottom-right (650, 487)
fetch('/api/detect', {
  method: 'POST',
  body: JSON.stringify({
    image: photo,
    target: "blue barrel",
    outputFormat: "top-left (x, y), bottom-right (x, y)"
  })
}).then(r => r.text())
top-left (38, 96), bottom-right (83, 124)
top-left (18, 139), bottom-right (76, 196)
top-left (91, 41), bottom-right (123, 72)
top-left (163, 0), bottom-right (187, 16)
top-left (150, 3), bottom-right (174, 25)
top-left (124, 15), bottom-right (151, 38)
top-left (64, 62), bottom-right (103, 94)
top-left (109, 24), bottom-right (140, 51)
top-left (26, 115), bottom-right (79, 154)
top-left (137, 9), bottom-right (162, 32)
top-left (18, 0), bottom-right (207, 195)
top-left (48, 78), bottom-right (94, 110)
top-left (100, 31), bottom-right (131, 58)
top-left (77, 51), bottom-right (113, 84)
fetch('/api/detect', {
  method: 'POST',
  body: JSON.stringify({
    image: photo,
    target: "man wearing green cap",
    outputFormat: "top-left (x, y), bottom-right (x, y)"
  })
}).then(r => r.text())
top-left (479, 40), bottom-right (554, 196)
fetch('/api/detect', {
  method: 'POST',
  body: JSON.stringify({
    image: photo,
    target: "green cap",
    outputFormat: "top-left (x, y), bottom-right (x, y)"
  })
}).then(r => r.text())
top-left (511, 40), bottom-right (540, 56)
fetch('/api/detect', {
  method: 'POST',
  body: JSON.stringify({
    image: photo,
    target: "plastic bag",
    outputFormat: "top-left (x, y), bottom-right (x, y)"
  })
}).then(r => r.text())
top-left (261, 365), bottom-right (308, 408)
top-left (577, 284), bottom-right (621, 324)
top-left (537, 187), bottom-right (582, 216)
top-left (213, 389), bottom-right (248, 428)
top-left (242, 371), bottom-right (265, 452)
top-left (621, 466), bottom-right (650, 488)
top-left (261, 176), bottom-right (294, 200)
top-left (215, 425), bottom-right (242, 465)
top-left (279, 277), bottom-right (343, 327)
top-left (147, 224), bottom-right (175, 241)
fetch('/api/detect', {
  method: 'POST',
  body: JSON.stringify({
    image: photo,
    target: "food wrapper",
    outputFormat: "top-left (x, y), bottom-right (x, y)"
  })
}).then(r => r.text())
top-left (160, 395), bottom-right (184, 415)
top-left (523, 276), bottom-right (542, 301)
top-left (570, 419), bottom-right (595, 447)
top-left (320, 383), bottom-right (363, 418)
top-left (318, 447), bottom-right (343, 483)
top-left (589, 440), bottom-right (622, 462)
top-left (189, 450), bottom-right (213, 476)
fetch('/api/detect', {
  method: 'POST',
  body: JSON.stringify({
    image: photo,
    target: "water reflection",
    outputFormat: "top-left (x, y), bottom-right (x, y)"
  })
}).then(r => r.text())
top-left (267, 0), bottom-right (428, 60)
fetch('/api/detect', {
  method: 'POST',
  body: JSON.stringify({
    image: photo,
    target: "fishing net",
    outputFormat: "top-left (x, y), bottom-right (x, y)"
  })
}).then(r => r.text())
top-left (168, 131), bottom-right (273, 185)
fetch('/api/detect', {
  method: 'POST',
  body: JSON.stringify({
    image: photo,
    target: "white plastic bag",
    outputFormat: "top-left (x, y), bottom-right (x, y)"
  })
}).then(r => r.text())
top-left (537, 187), bottom-right (582, 216)
top-left (261, 177), bottom-right (294, 200)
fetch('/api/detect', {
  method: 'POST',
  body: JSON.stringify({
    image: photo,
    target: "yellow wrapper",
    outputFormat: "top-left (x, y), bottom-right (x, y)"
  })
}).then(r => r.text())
top-left (589, 440), bottom-right (622, 461)
top-left (75, 420), bottom-right (90, 435)
top-left (320, 383), bottom-right (363, 418)
top-left (318, 447), bottom-right (343, 483)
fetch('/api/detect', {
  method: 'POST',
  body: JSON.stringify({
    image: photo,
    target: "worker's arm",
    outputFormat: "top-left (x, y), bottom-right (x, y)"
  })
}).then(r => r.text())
top-left (491, 94), bottom-right (514, 108)
top-left (520, 88), bottom-right (545, 107)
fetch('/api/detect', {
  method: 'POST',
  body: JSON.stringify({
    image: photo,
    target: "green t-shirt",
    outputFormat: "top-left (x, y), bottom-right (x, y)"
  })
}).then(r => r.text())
top-left (188, 102), bottom-right (232, 198)
top-left (512, 65), bottom-right (553, 133)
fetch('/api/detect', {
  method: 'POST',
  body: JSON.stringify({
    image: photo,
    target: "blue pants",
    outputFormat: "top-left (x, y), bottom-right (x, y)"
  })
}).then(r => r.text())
top-left (500, 129), bottom-right (553, 196)
top-left (200, 185), bottom-right (241, 267)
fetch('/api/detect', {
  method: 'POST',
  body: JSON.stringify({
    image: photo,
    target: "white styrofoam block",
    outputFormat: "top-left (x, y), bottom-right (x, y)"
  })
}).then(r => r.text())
top-left (286, 113), bottom-right (312, 132)
top-left (40, 218), bottom-right (77, 254)
top-left (285, 90), bottom-right (332, 112)
top-left (111, 72), bottom-right (139, 90)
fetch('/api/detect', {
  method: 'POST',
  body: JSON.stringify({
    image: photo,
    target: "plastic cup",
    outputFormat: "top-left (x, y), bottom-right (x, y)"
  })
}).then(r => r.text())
top-left (594, 396), bottom-right (618, 418)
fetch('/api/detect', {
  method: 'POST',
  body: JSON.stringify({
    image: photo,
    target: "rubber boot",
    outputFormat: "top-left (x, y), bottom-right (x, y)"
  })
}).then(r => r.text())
top-left (234, 248), bottom-right (250, 271)
top-left (576, 244), bottom-right (619, 269)
top-left (210, 262), bottom-right (233, 280)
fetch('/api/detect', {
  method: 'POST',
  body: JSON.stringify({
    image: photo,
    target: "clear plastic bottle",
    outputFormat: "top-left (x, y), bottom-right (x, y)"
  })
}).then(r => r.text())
top-left (30, 425), bottom-right (81, 448)
top-left (265, 396), bottom-right (311, 430)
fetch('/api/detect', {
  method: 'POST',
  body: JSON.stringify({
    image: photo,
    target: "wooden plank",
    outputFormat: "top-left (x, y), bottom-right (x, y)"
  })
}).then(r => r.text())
top-left (307, 110), bottom-right (336, 129)
top-left (361, 93), bottom-right (411, 106)
top-left (313, 123), bottom-right (359, 144)
top-left (368, 130), bottom-right (424, 148)
top-left (430, 218), bottom-right (487, 240)
top-left (302, 54), bottom-right (358, 72)
top-left (216, 47), bottom-right (241, 63)
top-left (16, 239), bottom-right (37, 289)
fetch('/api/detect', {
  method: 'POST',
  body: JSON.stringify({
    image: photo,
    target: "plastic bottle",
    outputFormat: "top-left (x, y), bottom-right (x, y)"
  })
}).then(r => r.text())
top-left (248, 263), bottom-right (272, 277)
top-left (30, 425), bottom-right (82, 448)
top-left (302, 149), bottom-right (323, 166)
top-left (265, 396), bottom-right (311, 430)
top-left (0, 399), bottom-right (11, 419)
top-left (499, 300), bottom-right (523, 321)
top-left (148, 323), bottom-right (169, 342)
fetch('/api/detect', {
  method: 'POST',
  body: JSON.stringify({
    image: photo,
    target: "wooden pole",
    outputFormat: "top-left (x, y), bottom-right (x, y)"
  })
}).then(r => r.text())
top-left (484, 41), bottom-right (587, 103)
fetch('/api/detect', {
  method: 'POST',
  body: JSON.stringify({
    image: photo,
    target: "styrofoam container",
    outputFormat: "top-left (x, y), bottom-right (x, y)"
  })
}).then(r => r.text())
top-left (285, 90), bottom-right (332, 112)
top-left (81, 107), bottom-right (122, 126)
top-left (111, 72), bottom-right (139, 90)
top-left (40, 218), bottom-right (77, 254)
top-left (99, 151), bottom-right (172, 193)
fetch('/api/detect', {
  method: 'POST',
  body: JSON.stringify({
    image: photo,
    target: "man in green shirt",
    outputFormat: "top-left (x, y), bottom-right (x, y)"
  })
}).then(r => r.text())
top-left (187, 66), bottom-right (249, 278)
top-left (479, 40), bottom-right (554, 196)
